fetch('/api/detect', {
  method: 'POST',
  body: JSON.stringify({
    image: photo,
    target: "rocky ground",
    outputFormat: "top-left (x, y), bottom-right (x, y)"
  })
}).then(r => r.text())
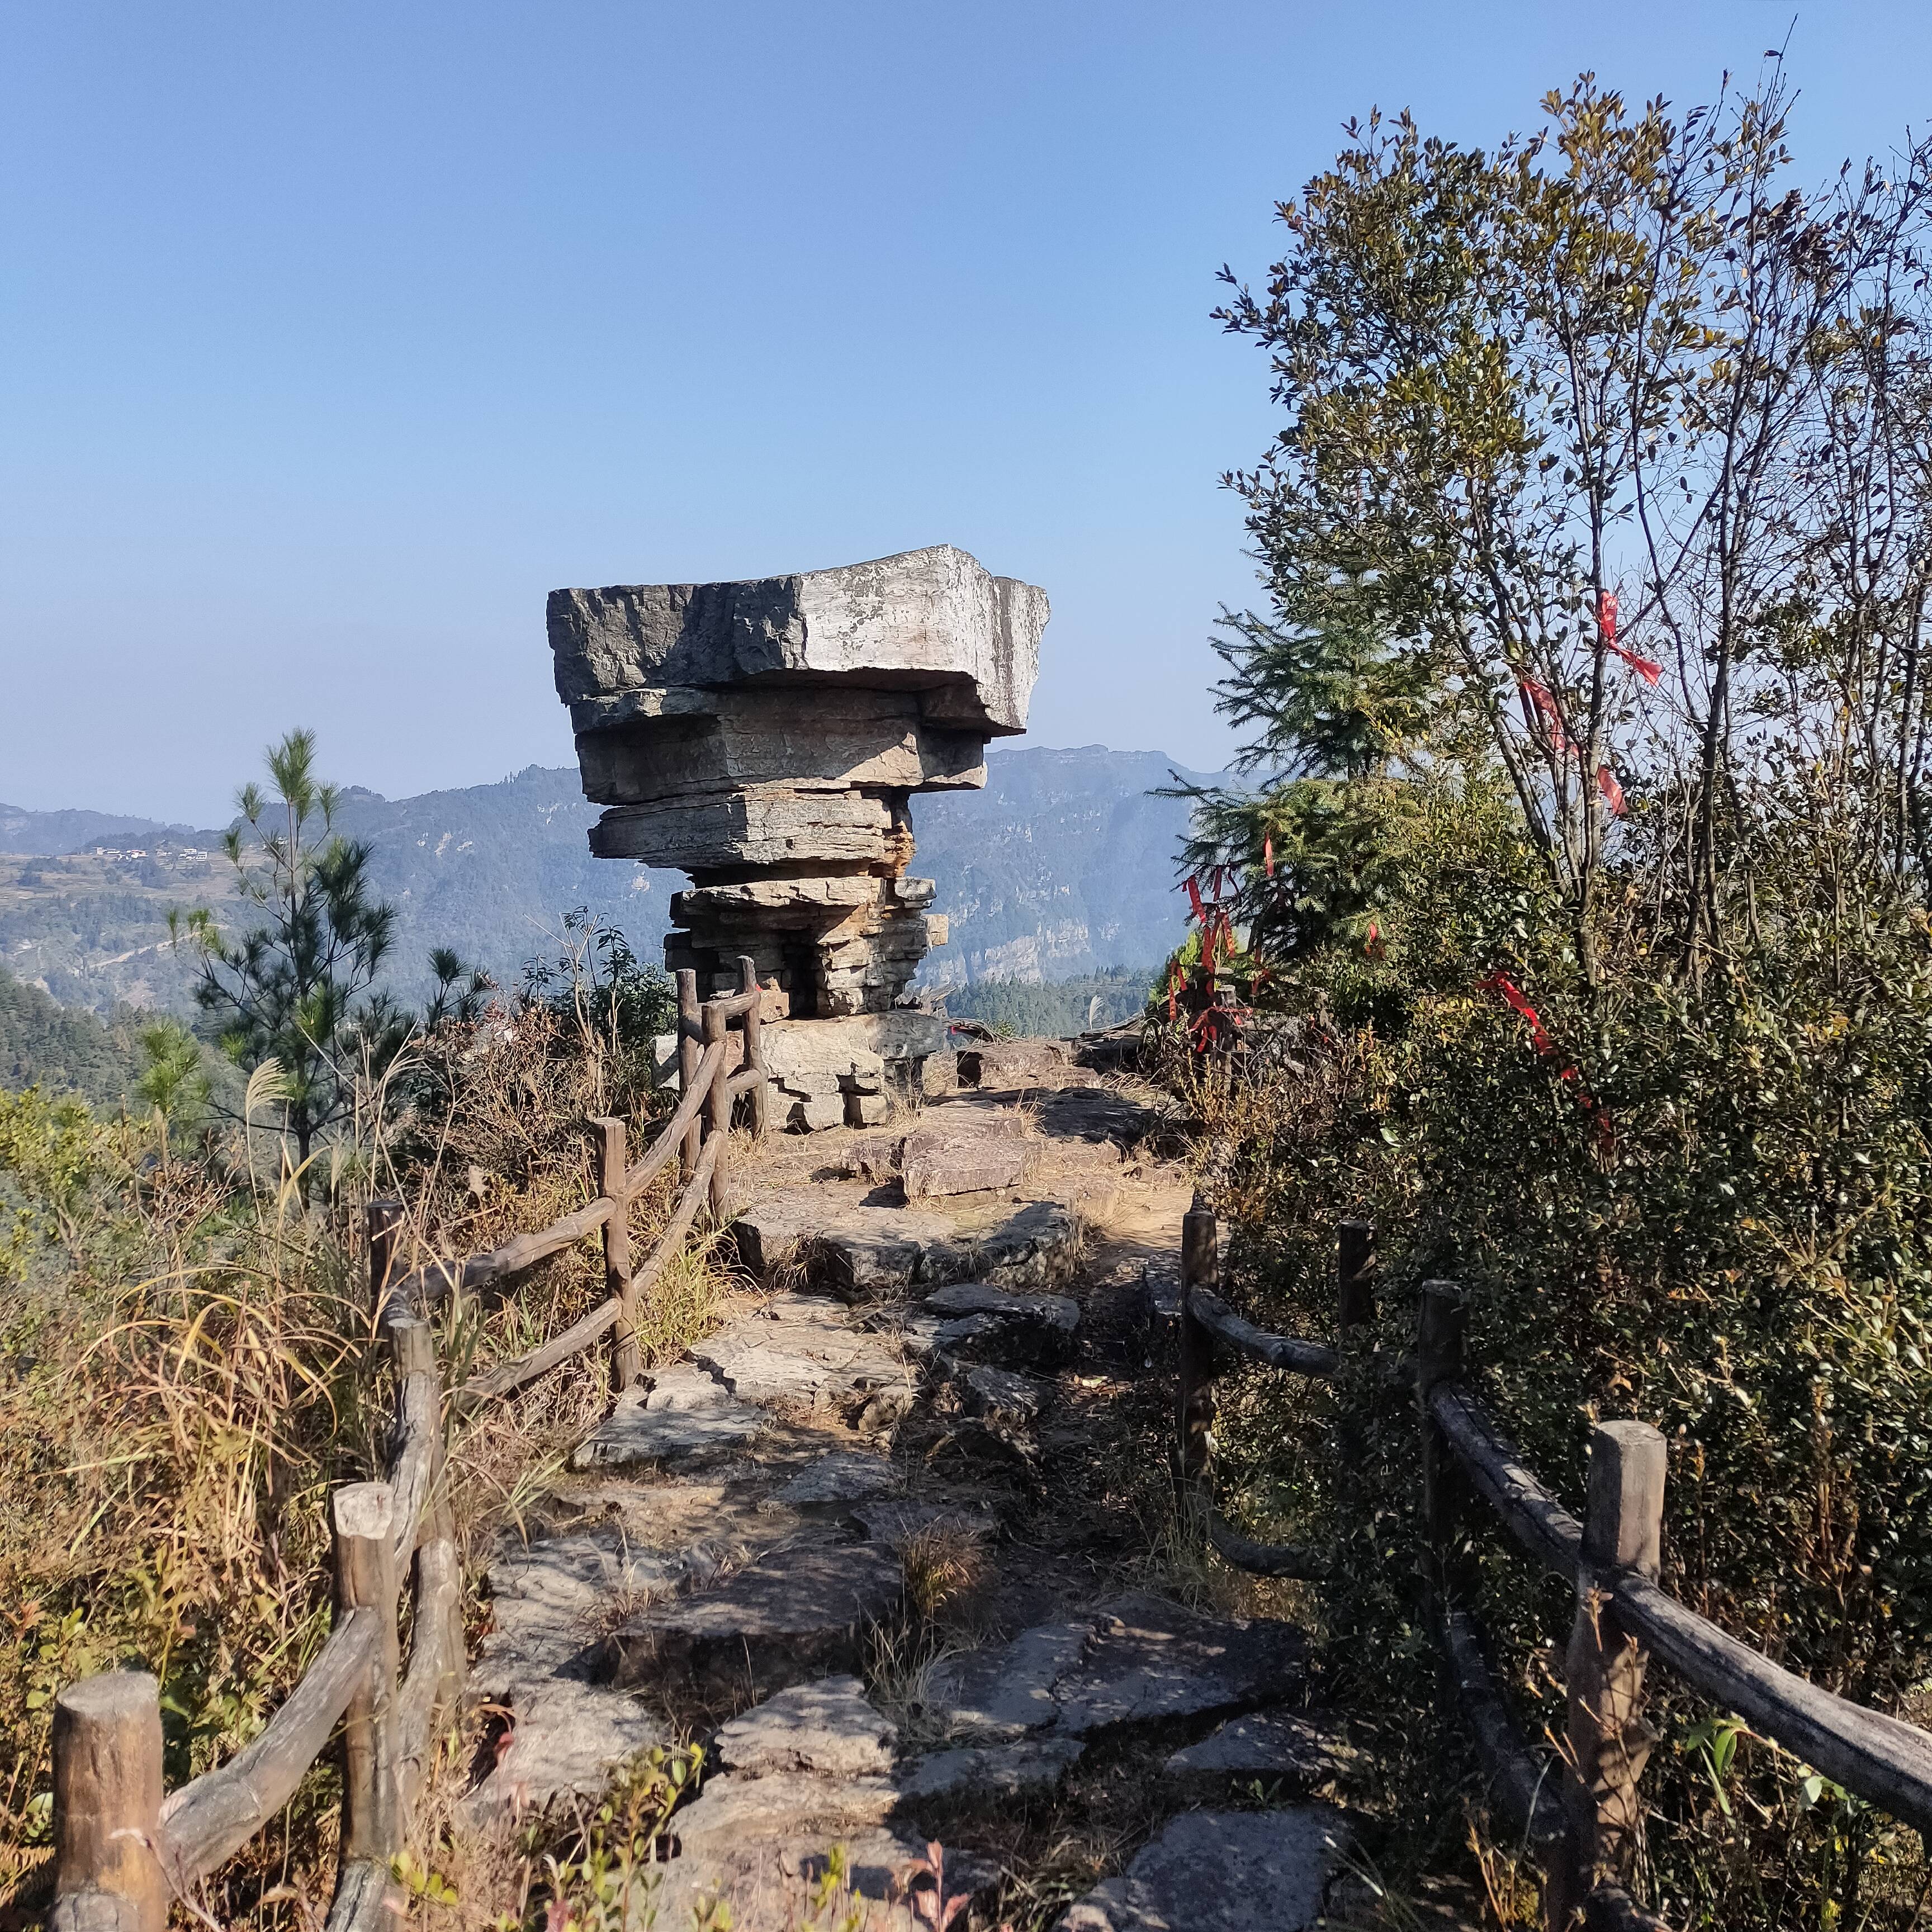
top-left (461, 1052), bottom-right (1382, 1931)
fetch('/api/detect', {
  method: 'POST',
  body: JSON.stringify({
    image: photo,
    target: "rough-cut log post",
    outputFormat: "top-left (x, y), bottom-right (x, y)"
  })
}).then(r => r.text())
top-left (676, 969), bottom-right (702, 1178)
top-left (736, 954), bottom-right (769, 1138)
top-left (1546, 1422), bottom-right (1668, 1931)
top-left (332, 1484), bottom-right (400, 1862)
top-left (1334, 1219), bottom-right (1375, 1477)
top-left (367, 1199), bottom-right (405, 1319)
top-left (702, 1001), bottom-right (731, 1221)
top-left (1416, 1282), bottom-right (1467, 1608)
top-left (51, 1673), bottom-right (168, 1932)
top-left (1176, 1195), bottom-right (1218, 1510)
top-left (593, 1117), bottom-right (637, 1389)
top-left (1337, 1220), bottom-right (1375, 1333)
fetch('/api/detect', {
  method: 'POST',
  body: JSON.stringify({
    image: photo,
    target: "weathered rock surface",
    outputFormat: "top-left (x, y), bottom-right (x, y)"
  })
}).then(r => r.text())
top-left (712, 1676), bottom-right (898, 1778)
top-left (895, 1736), bottom-right (1085, 1803)
top-left (930, 1595), bottom-right (1306, 1742)
top-left (1057, 1808), bottom-right (1344, 1931)
top-left (691, 1296), bottom-right (908, 1413)
top-left (1162, 1710), bottom-right (1348, 1787)
top-left (552, 546), bottom-right (1046, 1025)
top-left (902, 1124), bottom-right (1033, 1199)
top-left (772, 1447), bottom-right (903, 1507)
top-left (956, 1038), bottom-right (1101, 1091)
top-left (463, 1676), bottom-right (668, 1824)
top-left (570, 1364), bottom-right (764, 1471)
top-left (922, 1282), bottom-right (1081, 1368)
top-left (604, 1542), bottom-right (903, 1698)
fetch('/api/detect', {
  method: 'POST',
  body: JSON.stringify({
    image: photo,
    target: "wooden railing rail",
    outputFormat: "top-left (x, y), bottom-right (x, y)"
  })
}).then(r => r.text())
top-left (1175, 1203), bottom-right (1932, 1931)
top-left (50, 962), bottom-right (769, 1932)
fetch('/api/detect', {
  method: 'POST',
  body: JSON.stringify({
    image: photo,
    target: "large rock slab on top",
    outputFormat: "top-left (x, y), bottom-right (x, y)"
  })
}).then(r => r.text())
top-left (603, 1542), bottom-right (904, 1699)
top-left (553, 547), bottom-right (1046, 1020)
top-left (550, 545), bottom-right (1046, 738)
top-left (1057, 1808), bottom-right (1345, 1932)
top-left (930, 1593), bottom-right (1306, 1743)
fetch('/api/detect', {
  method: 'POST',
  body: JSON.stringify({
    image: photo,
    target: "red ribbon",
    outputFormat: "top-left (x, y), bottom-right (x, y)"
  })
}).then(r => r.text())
top-left (1608, 639), bottom-right (1663, 686)
top-left (1185, 875), bottom-right (1206, 924)
top-left (1262, 834), bottom-right (1274, 878)
top-left (1597, 765), bottom-right (1627, 816)
top-left (1597, 590), bottom-right (1619, 644)
top-left (1519, 678), bottom-right (1570, 753)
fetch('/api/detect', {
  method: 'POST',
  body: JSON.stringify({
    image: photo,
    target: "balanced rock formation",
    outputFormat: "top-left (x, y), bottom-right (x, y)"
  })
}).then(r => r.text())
top-left (550, 546), bottom-right (1046, 1033)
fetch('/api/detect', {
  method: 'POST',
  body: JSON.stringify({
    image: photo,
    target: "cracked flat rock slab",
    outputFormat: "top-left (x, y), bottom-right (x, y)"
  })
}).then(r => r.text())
top-left (692, 1300), bottom-right (907, 1409)
top-left (771, 1447), bottom-right (903, 1507)
top-left (477, 1533), bottom-right (681, 1696)
top-left (713, 1675), bottom-right (898, 1777)
top-left (571, 1363), bottom-right (764, 1470)
top-left (931, 1593), bottom-right (1305, 1741)
top-left (604, 1541), bottom-right (904, 1697)
top-left (463, 1677), bottom-right (667, 1824)
top-left (1163, 1710), bottom-right (1349, 1787)
top-left (895, 1735), bottom-right (1086, 1804)
top-left (1057, 1808), bottom-right (1346, 1931)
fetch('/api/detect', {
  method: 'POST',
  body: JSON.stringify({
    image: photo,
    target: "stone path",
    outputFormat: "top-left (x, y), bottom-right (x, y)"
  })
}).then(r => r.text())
top-left (464, 1060), bottom-right (1356, 1929)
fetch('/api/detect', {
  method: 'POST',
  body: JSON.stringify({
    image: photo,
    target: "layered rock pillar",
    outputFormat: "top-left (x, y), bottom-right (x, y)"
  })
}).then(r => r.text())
top-left (550, 545), bottom-right (1046, 1125)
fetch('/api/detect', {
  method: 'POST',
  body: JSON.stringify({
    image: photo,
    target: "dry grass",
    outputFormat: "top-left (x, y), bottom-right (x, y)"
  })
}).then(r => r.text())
top-left (0, 995), bottom-right (738, 1930)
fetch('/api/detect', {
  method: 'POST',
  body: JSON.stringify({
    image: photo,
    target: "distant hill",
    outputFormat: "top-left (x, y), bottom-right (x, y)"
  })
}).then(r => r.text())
top-left (0, 747), bottom-right (1218, 1015)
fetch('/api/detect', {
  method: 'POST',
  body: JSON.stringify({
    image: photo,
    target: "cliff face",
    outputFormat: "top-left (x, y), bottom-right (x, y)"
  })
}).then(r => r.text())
top-left (0, 746), bottom-right (1222, 1015)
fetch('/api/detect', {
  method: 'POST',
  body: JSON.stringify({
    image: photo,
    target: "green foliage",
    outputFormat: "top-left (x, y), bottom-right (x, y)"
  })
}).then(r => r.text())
top-left (0, 1085), bottom-right (103, 1277)
top-left (1187, 64), bottom-right (1932, 1928)
top-left (132, 1017), bottom-right (211, 1142)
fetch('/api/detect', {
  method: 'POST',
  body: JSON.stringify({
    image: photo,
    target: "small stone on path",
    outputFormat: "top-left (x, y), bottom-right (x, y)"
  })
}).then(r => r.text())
top-left (1163, 1709), bottom-right (1348, 1787)
top-left (1056, 1807), bottom-right (1345, 1931)
top-left (712, 1675), bottom-right (898, 1778)
top-left (895, 1736), bottom-right (1085, 1803)
top-left (964, 1364), bottom-right (1043, 1425)
top-left (570, 1365), bottom-right (764, 1471)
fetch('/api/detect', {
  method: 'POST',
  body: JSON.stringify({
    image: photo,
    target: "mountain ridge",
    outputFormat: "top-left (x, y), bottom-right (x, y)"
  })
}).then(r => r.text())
top-left (0, 745), bottom-right (1220, 1015)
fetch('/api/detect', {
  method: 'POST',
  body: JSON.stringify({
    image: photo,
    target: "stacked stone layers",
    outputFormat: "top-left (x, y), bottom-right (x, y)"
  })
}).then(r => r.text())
top-left (551, 546), bottom-right (1044, 1022)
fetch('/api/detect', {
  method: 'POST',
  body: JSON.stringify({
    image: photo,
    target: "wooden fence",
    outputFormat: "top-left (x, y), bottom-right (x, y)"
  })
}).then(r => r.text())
top-left (1174, 1197), bottom-right (1932, 1932)
top-left (48, 962), bottom-right (768, 1932)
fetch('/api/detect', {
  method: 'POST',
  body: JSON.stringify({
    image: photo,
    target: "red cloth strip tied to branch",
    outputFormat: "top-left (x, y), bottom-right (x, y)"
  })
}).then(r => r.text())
top-left (1478, 971), bottom-right (1602, 1117)
top-left (1597, 765), bottom-right (1627, 816)
top-left (1519, 677), bottom-right (1570, 752)
top-left (1608, 639), bottom-right (1662, 685)
top-left (1185, 875), bottom-right (1206, 924)
top-left (1597, 589), bottom-right (1618, 643)
top-left (1262, 834), bottom-right (1273, 878)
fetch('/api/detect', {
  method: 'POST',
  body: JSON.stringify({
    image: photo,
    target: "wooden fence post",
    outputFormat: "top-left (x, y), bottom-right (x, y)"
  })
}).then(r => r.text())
top-left (593, 1117), bottom-right (638, 1389)
top-left (51, 1673), bottom-right (169, 1932)
top-left (367, 1199), bottom-right (405, 1320)
top-left (1175, 1194), bottom-right (1218, 1509)
top-left (702, 1001), bottom-right (731, 1221)
top-left (1415, 1282), bottom-right (1467, 1609)
top-left (332, 1483), bottom-right (401, 1862)
top-left (737, 954), bottom-right (769, 1139)
top-left (1547, 1422), bottom-right (1667, 1930)
top-left (1337, 1220), bottom-right (1376, 1333)
top-left (676, 969), bottom-right (702, 1179)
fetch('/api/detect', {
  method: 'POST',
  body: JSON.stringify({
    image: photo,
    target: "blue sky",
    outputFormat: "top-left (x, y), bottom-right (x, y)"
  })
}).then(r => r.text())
top-left (3, 2), bottom-right (1929, 823)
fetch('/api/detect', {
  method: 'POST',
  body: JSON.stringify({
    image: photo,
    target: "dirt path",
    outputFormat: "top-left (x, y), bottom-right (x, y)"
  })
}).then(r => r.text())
top-left (461, 1064), bottom-right (1359, 1930)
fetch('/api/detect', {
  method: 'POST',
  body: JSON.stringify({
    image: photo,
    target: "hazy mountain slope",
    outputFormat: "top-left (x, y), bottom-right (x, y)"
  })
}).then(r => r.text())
top-left (0, 749), bottom-right (1217, 1015)
top-left (0, 803), bottom-right (197, 856)
top-left (912, 745), bottom-right (1213, 986)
